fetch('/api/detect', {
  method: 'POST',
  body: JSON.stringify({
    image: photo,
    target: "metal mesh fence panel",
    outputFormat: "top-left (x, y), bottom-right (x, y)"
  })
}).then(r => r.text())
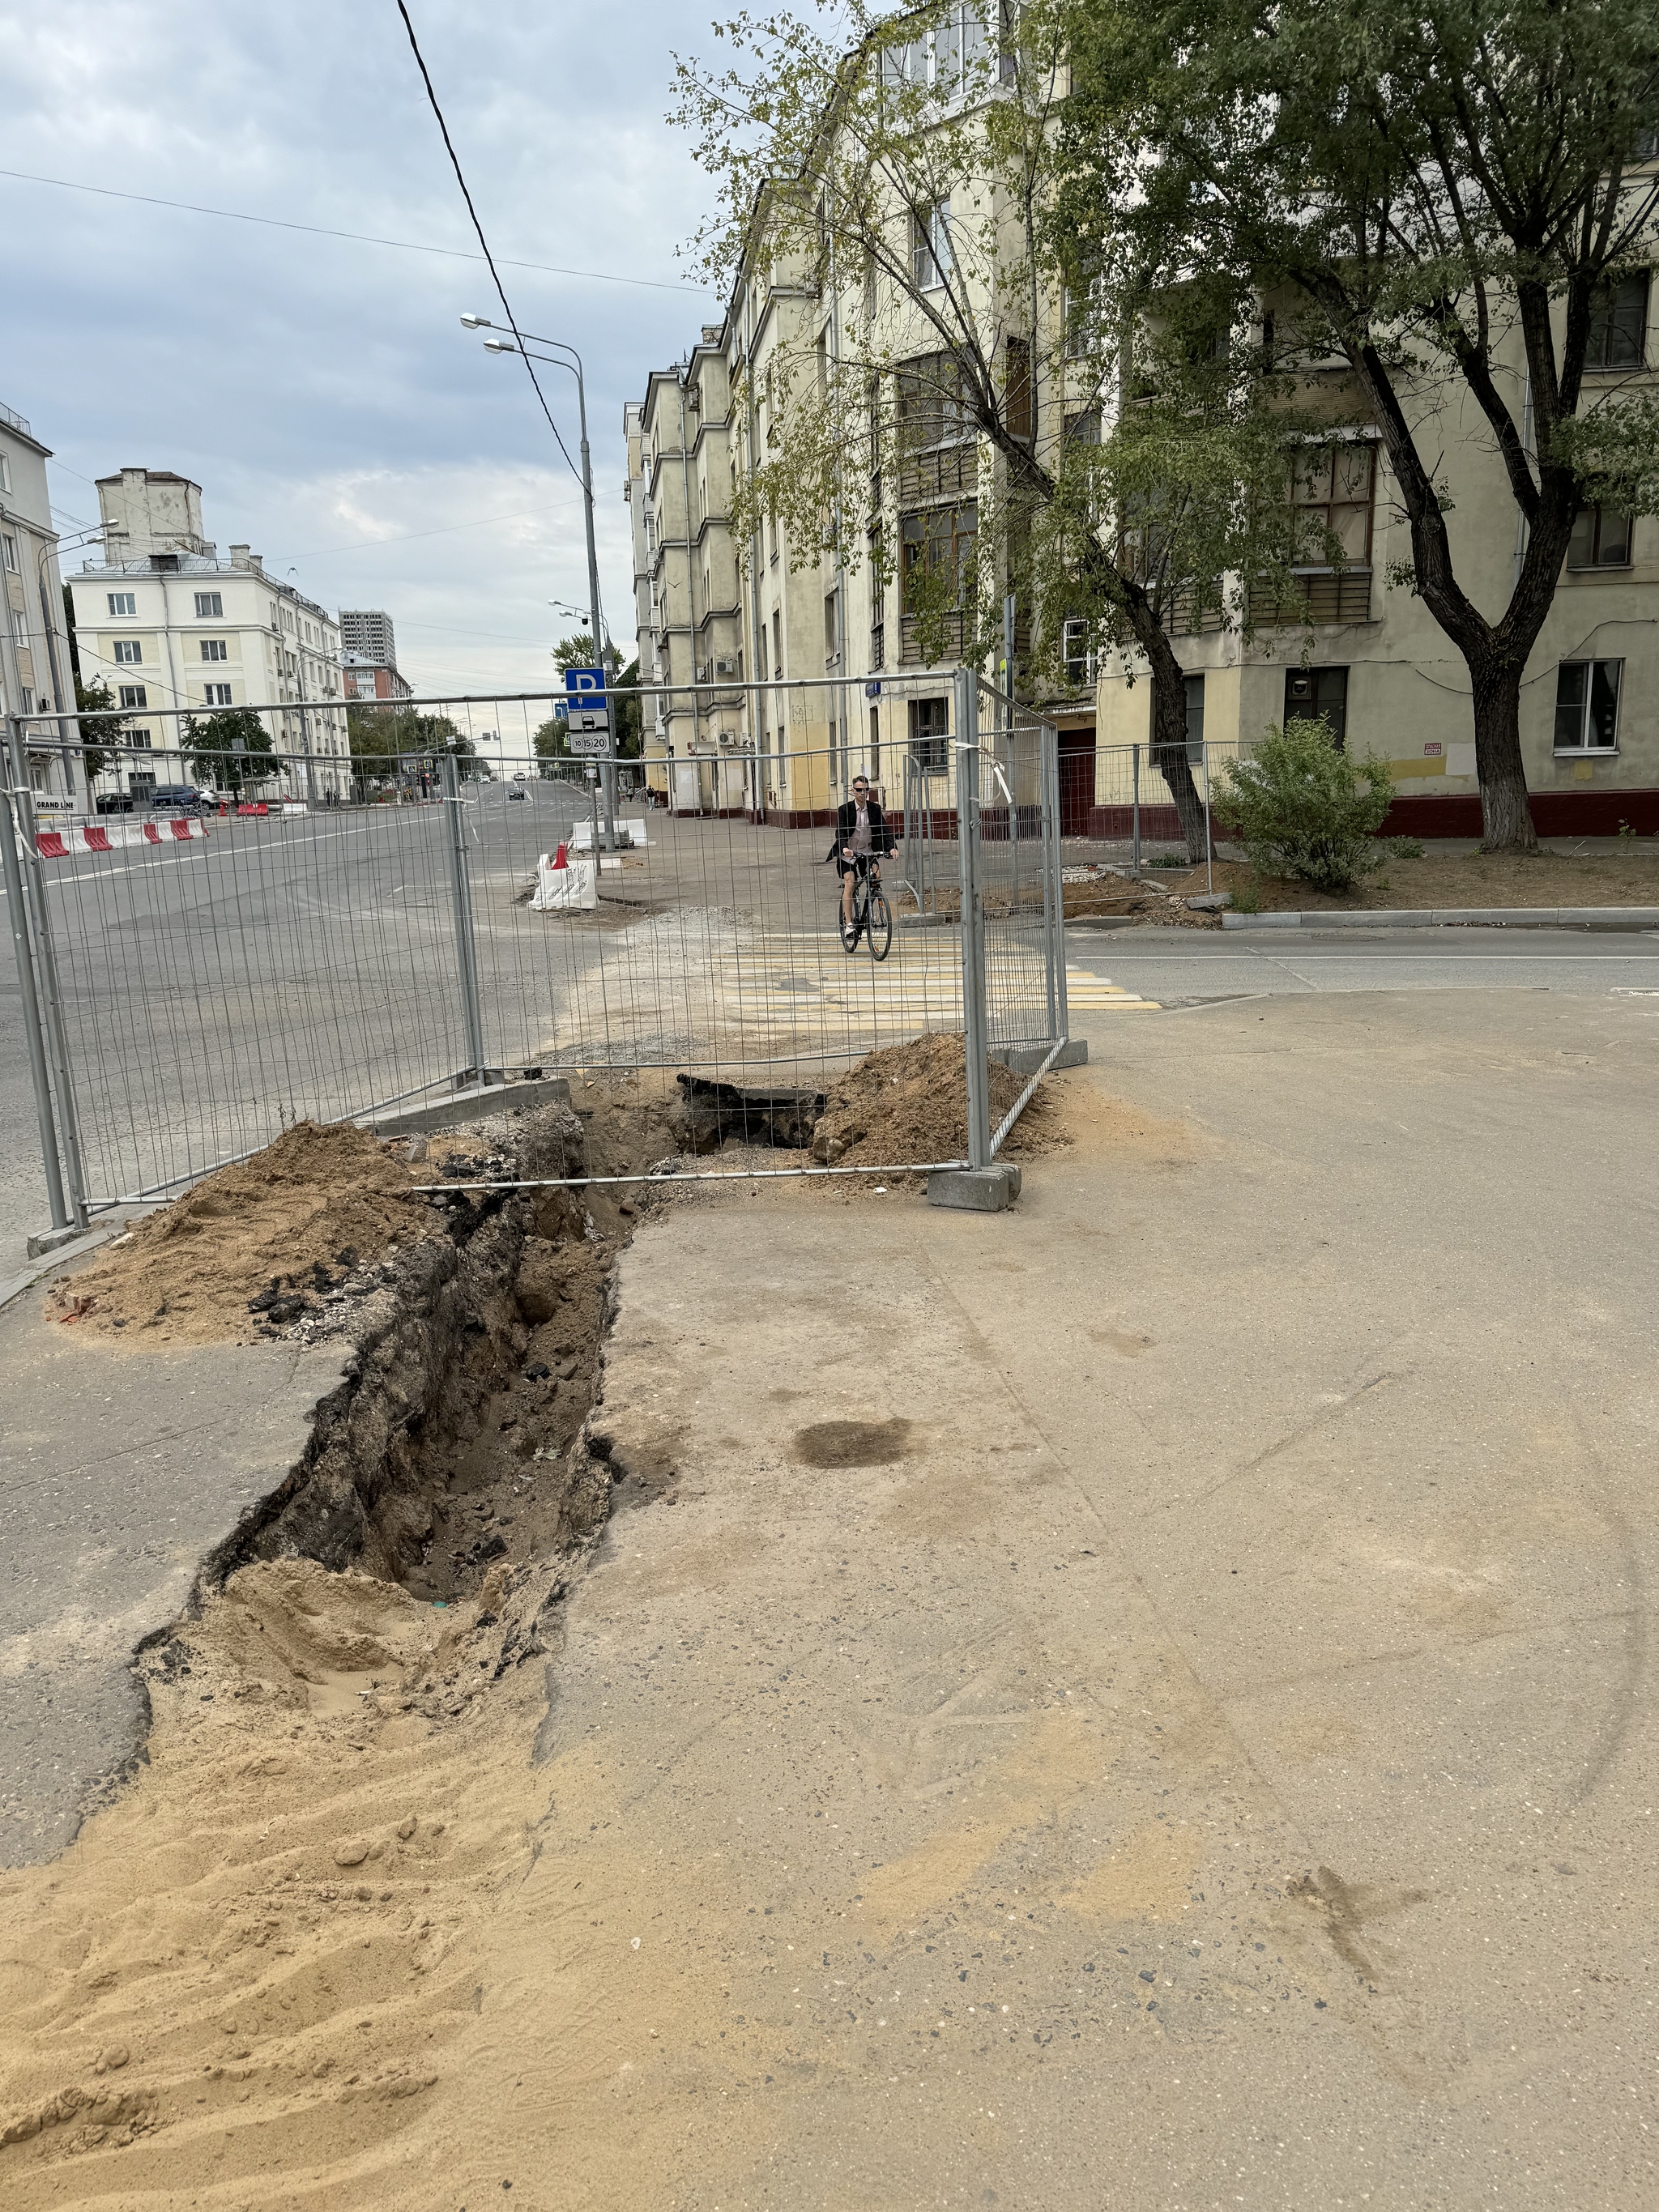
top-left (6, 671), bottom-right (1070, 1211)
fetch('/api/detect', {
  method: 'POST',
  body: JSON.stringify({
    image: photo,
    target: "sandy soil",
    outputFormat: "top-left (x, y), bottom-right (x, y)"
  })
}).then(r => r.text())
top-left (1154, 846), bottom-right (1659, 913)
top-left (48, 1124), bottom-right (424, 1346)
top-left (809, 1033), bottom-right (1061, 1171)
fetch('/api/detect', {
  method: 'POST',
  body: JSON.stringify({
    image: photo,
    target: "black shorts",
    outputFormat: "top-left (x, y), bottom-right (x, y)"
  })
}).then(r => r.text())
top-left (836, 852), bottom-right (878, 879)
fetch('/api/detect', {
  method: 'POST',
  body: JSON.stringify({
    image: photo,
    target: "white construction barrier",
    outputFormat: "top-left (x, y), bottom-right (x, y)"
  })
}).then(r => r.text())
top-left (531, 844), bottom-right (599, 912)
top-left (569, 816), bottom-right (649, 850)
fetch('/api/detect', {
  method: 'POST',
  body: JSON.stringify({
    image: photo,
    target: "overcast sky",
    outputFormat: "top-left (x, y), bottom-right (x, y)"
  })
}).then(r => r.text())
top-left (0, 0), bottom-right (740, 707)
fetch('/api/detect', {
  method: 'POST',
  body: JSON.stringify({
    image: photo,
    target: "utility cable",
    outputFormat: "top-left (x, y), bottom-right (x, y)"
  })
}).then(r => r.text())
top-left (393, 1), bottom-right (582, 491)
top-left (0, 166), bottom-right (704, 295)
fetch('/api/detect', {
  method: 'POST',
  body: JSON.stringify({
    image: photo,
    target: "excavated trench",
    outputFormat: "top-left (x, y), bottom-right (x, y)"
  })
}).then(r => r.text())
top-left (208, 1097), bottom-right (682, 1622)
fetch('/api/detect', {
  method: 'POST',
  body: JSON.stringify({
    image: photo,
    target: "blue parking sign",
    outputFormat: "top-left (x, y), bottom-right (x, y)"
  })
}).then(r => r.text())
top-left (565, 665), bottom-right (607, 707)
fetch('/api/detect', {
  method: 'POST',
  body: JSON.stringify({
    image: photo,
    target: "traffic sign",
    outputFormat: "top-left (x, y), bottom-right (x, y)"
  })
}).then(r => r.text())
top-left (569, 730), bottom-right (609, 757)
top-left (565, 665), bottom-right (608, 710)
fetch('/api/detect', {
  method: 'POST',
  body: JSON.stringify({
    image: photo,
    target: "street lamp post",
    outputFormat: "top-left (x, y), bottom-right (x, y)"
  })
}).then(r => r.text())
top-left (463, 314), bottom-right (616, 848)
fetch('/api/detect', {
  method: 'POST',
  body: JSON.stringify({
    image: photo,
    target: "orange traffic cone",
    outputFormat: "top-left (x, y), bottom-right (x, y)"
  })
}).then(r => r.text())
top-left (552, 842), bottom-right (569, 869)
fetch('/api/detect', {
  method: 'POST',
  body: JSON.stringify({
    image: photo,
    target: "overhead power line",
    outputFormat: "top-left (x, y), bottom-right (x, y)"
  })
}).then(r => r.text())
top-left (393, 1), bottom-right (582, 492)
top-left (0, 166), bottom-right (708, 296)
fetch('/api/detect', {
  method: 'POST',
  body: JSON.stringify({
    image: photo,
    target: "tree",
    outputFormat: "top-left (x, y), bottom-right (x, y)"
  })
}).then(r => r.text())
top-left (551, 633), bottom-right (596, 673)
top-left (534, 715), bottom-right (570, 773)
top-left (62, 586), bottom-right (126, 782)
top-left (70, 677), bottom-right (130, 786)
top-left (181, 707), bottom-right (274, 795)
top-left (671, 2), bottom-right (1316, 859)
top-left (1060, 0), bottom-right (1659, 851)
top-left (347, 705), bottom-right (478, 790)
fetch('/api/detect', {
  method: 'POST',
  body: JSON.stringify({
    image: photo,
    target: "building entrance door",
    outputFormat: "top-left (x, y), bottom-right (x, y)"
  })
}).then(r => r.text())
top-left (1058, 725), bottom-right (1095, 839)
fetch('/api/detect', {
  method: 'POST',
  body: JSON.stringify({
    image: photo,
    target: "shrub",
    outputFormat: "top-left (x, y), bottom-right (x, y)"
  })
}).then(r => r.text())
top-left (1228, 876), bottom-right (1264, 914)
top-left (1384, 835), bottom-right (1426, 859)
top-left (1215, 717), bottom-right (1394, 894)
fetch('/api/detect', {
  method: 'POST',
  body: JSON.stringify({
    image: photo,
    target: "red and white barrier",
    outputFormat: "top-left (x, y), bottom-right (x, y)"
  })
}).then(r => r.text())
top-left (35, 820), bottom-right (210, 858)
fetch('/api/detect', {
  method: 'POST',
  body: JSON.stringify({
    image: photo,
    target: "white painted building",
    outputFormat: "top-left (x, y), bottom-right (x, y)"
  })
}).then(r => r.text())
top-left (0, 398), bottom-right (87, 820)
top-left (67, 469), bottom-right (347, 802)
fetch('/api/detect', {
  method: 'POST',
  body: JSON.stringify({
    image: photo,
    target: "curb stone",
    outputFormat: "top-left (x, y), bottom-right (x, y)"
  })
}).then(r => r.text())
top-left (1221, 906), bottom-right (1659, 933)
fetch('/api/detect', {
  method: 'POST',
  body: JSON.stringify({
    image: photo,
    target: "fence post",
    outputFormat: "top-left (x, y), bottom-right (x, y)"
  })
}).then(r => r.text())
top-left (1, 719), bottom-right (70, 1230)
top-left (1131, 741), bottom-right (1141, 876)
top-left (1040, 720), bottom-right (1069, 1048)
top-left (440, 751), bottom-right (489, 1086)
top-left (954, 668), bottom-right (991, 1172)
top-left (1203, 740), bottom-right (1214, 895)
top-left (4, 715), bottom-right (90, 1227)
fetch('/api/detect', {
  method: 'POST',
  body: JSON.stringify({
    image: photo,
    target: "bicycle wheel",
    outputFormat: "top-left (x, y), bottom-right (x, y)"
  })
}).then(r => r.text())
top-left (866, 885), bottom-right (893, 961)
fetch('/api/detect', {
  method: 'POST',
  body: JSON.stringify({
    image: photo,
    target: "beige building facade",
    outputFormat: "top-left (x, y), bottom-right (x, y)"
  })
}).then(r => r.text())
top-left (0, 397), bottom-right (87, 820)
top-left (68, 469), bottom-right (347, 803)
top-left (632, 17), bottom-right (1656, 837)
top-left (1095, 268), bottom-right (1659, 836)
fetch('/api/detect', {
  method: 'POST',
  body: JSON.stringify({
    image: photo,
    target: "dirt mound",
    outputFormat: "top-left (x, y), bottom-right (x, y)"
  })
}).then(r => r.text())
top-left (50, 1121), bottom-right (420, 1346)
top-left (809, 1033), bottom-right (1060, 1171)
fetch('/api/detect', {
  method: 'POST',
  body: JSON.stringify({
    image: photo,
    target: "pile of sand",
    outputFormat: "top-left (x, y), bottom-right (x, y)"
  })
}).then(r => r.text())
top-left (809, 1033), bottom-right (1060, 1170)
top-left (52, 1122), bottom-right (421, 1345)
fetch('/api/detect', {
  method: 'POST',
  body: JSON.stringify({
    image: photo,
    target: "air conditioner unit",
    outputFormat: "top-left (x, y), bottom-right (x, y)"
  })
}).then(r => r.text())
top-left (695, 662), bottom-right (710, 681)
top-left (714, 657), bottom-right (737, 677)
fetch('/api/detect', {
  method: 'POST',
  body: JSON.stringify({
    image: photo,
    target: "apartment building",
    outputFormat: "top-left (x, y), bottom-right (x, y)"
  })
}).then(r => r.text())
top-left (1094, 265), bottom-right (1659, 834)
top-left (0, 399), bottom-right (87, 820)
top-left (68, 469), bottom-right (347, 801)
top-left (339, 609), bottom-right (412, 703)
top-left (636, 11), bottom-right (1657, 835)
top-left (629, 336), bottom-right (750, 812)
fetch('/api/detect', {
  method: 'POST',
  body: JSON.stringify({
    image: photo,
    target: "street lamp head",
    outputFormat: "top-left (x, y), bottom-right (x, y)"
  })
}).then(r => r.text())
top-left (459, 313), bottom-right (492, 330)
top-left (482, 336), bottom-right (518, 353)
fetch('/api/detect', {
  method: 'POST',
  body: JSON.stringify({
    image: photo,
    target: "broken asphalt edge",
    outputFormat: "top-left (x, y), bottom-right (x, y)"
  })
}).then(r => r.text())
top-left (1221, 906), bottom-right (1659, 932)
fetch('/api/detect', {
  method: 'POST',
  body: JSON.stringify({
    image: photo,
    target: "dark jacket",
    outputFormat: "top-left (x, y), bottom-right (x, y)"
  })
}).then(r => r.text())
top-left (825, 795), bottom-right (893, 863)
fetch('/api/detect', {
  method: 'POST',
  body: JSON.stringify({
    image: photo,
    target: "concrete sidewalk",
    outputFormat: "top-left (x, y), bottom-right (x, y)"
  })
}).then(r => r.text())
top-left (511, 986), bottom-right (1657, 2210)
top-left (0, 1278), bottom-right (346, 1864)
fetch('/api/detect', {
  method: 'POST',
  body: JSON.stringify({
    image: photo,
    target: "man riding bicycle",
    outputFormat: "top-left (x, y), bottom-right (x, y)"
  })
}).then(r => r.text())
top-left (829, 773), bottom-right (893, 947)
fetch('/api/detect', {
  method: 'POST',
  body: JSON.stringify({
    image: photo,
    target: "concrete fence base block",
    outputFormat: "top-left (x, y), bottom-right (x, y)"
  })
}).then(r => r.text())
top-left (991, 1038), bottom-right (1089, 1076)
top-left (360, 1075), bottom-right (573, 1139)
top-left (927, 1162), bottom-right (1019, 1213)
top-left (24, 1221), bottom-right (95, 1262)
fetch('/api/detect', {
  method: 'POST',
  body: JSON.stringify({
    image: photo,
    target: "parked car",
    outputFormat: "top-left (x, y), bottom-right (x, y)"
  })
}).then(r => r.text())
top-left (507, 786), bottom-right (528, 801)
top-left (147, 784), bottom-right (204, 814)
top-left (512, 771), bottom-right (528, 783)
top-left (95, 792), bottom-right (136, 815)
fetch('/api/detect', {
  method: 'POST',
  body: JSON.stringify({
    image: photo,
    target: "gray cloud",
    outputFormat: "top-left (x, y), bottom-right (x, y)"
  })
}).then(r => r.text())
top-left (0, 0), bottom-right (725, 699)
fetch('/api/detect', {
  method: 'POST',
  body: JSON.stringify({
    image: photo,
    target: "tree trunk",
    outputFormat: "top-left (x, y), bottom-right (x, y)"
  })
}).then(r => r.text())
top-left (1148, 666), bottom-right (1209, 864)
top-left (1469, 658), bottom-right (1538, 854)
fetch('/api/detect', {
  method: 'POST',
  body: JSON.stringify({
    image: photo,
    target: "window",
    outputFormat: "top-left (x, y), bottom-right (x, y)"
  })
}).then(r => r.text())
top-left (117, 684), bottom-right (147, 710)
top-left (0, 454), bottom-right (9, 493)
top-left (1284, 666), bottom-right (1350, 746)
top-left (194, 590), bottom-right (224, 619)
top-left (129, 766), bottom-right (156, 786)
top-left (772, 609), bottom-right (782, 680)
top-left (1555, 659), bottom-right (1622, 750)
top-left (113, 638), bottom-right (143, 664)
top-left (1064, 407), bottom-right (1101, 446)
top-left (910, 696), bottom-right (950, 770)
top-left (824, 590), bottom-right (841, 664)
top-left (1062, 619), bottom-right (1096, 688)
top-left (10, 609), bottom-right (24, 646)
top-left (1004, 336), bottom-right (1032, 441)
top-left (203, 683), bottom-right (233, 707)
top-left (1586, 274), bottom-right (1648, 369)
top-left (911, 199), bottom-right (952, 291)
top-left (1293, 443), bottom-right (1376, 569)
top-left (126, 728), bottom-right (152, 751)
top-left (2, 533), bottom-right (17, 573)
top-left (201, 637), bottom-right (228, 661)
top-left (106, 590), bottom-right (135, 616)
top-left (895, 352), bottom-right (968, 451)
top-left (1567, 504), bottom-right (1632, 568)
top-left (901, 504), bottom-right (977, 613)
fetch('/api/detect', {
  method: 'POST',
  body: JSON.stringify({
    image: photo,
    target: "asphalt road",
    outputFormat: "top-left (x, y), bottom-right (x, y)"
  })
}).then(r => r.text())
top-left (1073, 919), bottom-right (1659, 1007)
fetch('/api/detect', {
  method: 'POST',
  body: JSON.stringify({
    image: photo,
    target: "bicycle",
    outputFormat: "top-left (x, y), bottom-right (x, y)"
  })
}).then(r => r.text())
top-left (840, 853), bottom-right (893, 961)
